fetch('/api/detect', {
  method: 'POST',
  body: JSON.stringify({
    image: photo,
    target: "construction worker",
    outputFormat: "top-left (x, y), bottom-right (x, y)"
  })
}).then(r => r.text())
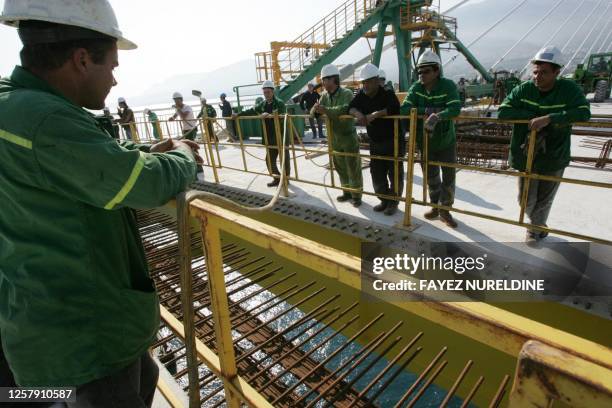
top-left (169, 91), bottom-right (198, 140)
top-left (0, 1), bottom-right (201, 405)
top-left (312, 64), bottom-right (363, 206)
top-left (378, 68), bottom-right (394, 92)
top-left (349, 63), bottom-right (401, 215)
top-left (197, 97), bottom-right (218, 141)
top-left (144, 108), bottom-right (162, 140)
top-left (498, 46), bottom-right (591, 242)
top-left (300, 82), bottom-right (324, 139)
top-left (117, 96), bottom-right (135, 140)
top-left (234, 80), bottom-right (289, 187)
top-left (97, 106), bottom-right (119, 140)
top-left (401, 50), bottom-right (461, 227)
top-left (219, 93), bottom-right (236, 140)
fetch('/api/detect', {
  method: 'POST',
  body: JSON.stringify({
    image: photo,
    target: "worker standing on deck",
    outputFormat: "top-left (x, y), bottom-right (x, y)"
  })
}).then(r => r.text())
top-left (378, 68), bottom-right (394, 92)
top-left (144, 108), bottom-right (162, 140)
top-left (117, 96), bottom-right (135, 140)
top-left (300, 82), bottom-right (324, 139)
top-left (498, 46), bottom-right (591, 242)
top-left (169, 91), bottom-right (198, 140)
top-left (234, 81), bottom-right (289, 187)
top-left (313, 64), bottom-right (363, 206)
top-left (349, 63), bottom-right (401, 215)
top-left (197, 97), bottom-right (218, 142)
top-left (400, 51), bottom-right (462, 227)
top-left (0, 1), bottom-right (202, 406)
top-left (219, 93), bottom-right (236, 141)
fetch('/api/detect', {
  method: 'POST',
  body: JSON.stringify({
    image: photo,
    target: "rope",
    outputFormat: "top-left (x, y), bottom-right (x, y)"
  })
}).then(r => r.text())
top-left (518, 0), bottom-right (586, 78)
top-left (186, 114), bottom-right (292, 212)
top-left (490, 0), bottom-right (566, 71)
top-left (561, 0), bottom-right (609, 75)
top-left (443, 0), bottom-right (528, 68)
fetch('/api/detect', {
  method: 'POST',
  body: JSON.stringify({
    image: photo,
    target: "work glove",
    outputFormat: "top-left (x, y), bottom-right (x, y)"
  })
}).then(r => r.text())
top-left (425, 113), bottom-right (440, 133)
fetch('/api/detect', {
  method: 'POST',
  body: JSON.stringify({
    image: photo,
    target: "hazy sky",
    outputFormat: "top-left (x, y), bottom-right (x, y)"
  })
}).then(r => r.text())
top-left (0, 0), bottom-right (480, 99)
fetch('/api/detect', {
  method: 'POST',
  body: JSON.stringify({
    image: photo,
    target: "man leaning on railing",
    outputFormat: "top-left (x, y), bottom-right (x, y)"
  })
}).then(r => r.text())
top-left (400, 50), bottom-right (462, 228)
top-left (498, 46), bottom-right (591, 243)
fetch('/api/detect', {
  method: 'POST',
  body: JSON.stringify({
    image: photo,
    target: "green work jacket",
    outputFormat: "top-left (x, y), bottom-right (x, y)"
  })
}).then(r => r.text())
top-left (0, 66), bottom-right (196, 386)
top-left (400, 78), bottom-right (461, 152)
top-left (239, 96), bottom-right (287, 144)
top-left (498, 78), bottom-right (591, 172)
top-left (317, 87), bottom-right (359, 150)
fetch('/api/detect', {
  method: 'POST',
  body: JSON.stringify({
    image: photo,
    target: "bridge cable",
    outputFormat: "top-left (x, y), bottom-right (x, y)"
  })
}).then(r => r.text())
top-left (560, 0), bottom-right (603, 54)
top-left (581, 9), bottom-right (612, 64)
top-left (490, 0), bottom-right (566, 71)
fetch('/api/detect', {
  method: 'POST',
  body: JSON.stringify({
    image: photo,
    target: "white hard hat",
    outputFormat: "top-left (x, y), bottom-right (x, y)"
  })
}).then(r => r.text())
top-left (117, 97), bottom-right (125, 103)
top-left (0, 0), bottom-right (136, 50)
top-left (417, 50), bottom-right (442, 68)
top-left (359, 63), bottom-right (380, 81)
top-left (172, 91), bottom-right (183, 99)
top-left (262, 80), bottom-right (275, 89)
top-left (531, 46), bottom-right (563, 67)
top-left (144, 108), bottom-right (150, 114)
top-left (321, 64), bottom-right (340, 78)
top-left (378, 69), bottom-right (386, 79)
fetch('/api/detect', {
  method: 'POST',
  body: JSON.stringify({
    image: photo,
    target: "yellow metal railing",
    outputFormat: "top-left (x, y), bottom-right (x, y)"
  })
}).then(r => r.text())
top-left (171, 197), bottom-right (612, 407)
top-left (187, 111), bottom-right (612, 245)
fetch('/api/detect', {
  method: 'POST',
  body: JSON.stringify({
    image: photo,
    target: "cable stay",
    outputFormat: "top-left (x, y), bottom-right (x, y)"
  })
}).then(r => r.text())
top-left (561, 0), bottom-right (611, 75)
top-left (582, 13), bottom-right (612, 64)
top-left (560, 0), bottom-right (603, 54)
top-left (518, 0), bottom-right (586, 78)
top-left (443, 0), bottom-right (529, 68)
top-left (490, 0), bottom-right (566, 71)
top-left (442, 0), bottom-right (471, 14)
top-left (598, 28), bottom-right (612, 53)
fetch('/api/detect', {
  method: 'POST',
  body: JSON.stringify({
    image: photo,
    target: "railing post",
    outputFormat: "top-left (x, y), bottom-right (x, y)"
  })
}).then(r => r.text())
top-left (199, 218), bottom-right (241, 408)
top-left (176, 192), bottom-right (201, 408)
top-left (289, 116), bottom-right (300, 180)
top-left (235, 117), bottom-right (248, 172)
top-left (201, 117), bottom-right (220, 184)
top-left (423, 120), bottom-right (429, 205)
top-left (394, 118), bottom-right (399, 197)
top-left (325, 115), bottom-right (337, 188)
top-left (518, 128), bottom-right (538, 224)
top-left (403, 109), bottom-right (418, 227)
top-left (274, 112), bottom-right (289, 197)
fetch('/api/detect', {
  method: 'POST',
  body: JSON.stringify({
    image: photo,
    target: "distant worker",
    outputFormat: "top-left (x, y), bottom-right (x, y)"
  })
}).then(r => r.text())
top-left (97, 106), bottom-right (119, 140)
top-left (498, 46), bottom-right (591, 242)
top-left (219, 93), bottom-right (236, 140)
top-left (234, 81), bottom-right (289, 187)
top-left (349, 63), bottom-right (401, 215)
top-left (144, 108), bottom-right (162, 140)
top-left (312, 64), bottom-right (363, 206)
top-left (169, 91), bottom-right (198, 140)
top-left (117, 96), bottom-right (135, 140)
top-left (300, 82), bottom-right (324, 139)
top-left (378, 68), bottom-right (393, 92)
top-left (0, 0), bottom-right (201, 405)
top-left (197, 97), bottom-right (218, 141)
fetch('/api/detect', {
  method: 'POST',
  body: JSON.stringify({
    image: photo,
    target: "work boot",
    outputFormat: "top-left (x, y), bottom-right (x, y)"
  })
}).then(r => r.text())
top-left (337, 193), bottom-right (352, 202)
top-left (424, 208), bottom-right (439, 220)
top-left (525, 231), bottom-right (538, 243)
top-left (384, 203), bottom-right (398, 216)
top-left (440, 210), bottom-right (458, 228)
top-left (352, 198), bottom-right (362, 207)
top-left (373, 201), bottom-right (387, 212)
top-left (267, 178), bottom-right (280, 187)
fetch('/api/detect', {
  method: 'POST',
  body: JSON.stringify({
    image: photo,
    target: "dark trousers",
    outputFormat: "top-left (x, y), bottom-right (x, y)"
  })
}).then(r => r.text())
top-left (122, 125), bottom-right (132, 140)
top-left (65, 352), bottom-right (159, 408)
top-left (182, 127), bottom-right (198, 141)
top-left (266, 144), bottom-right (291, 177)
top-left (518, 168), bottom-right (564, 231)
top-left (370, 143), bottom-right (405, 206)
top-left (1, 335), bottom-right (17, 387)
top-left (421, 144), bottom-right (456, 206)
top-left (308, 116), bottom-right (324, 138)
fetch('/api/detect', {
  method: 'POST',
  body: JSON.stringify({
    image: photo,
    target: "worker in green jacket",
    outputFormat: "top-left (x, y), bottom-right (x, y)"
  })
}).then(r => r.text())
top-left (144, 108), bottom-right (162, 140)
top-left (401, 50), bottom-right (462, 228)
top-left (197, 97), bottom-right (218, 141)
top-left (0, 1), bottom-right (201, 405)
top-left (234, 81), bottom-right (289, 187)
top-left (498, 46), bottom-right (591, 242)
top-left (312, 64), bottom-right (363, 206)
